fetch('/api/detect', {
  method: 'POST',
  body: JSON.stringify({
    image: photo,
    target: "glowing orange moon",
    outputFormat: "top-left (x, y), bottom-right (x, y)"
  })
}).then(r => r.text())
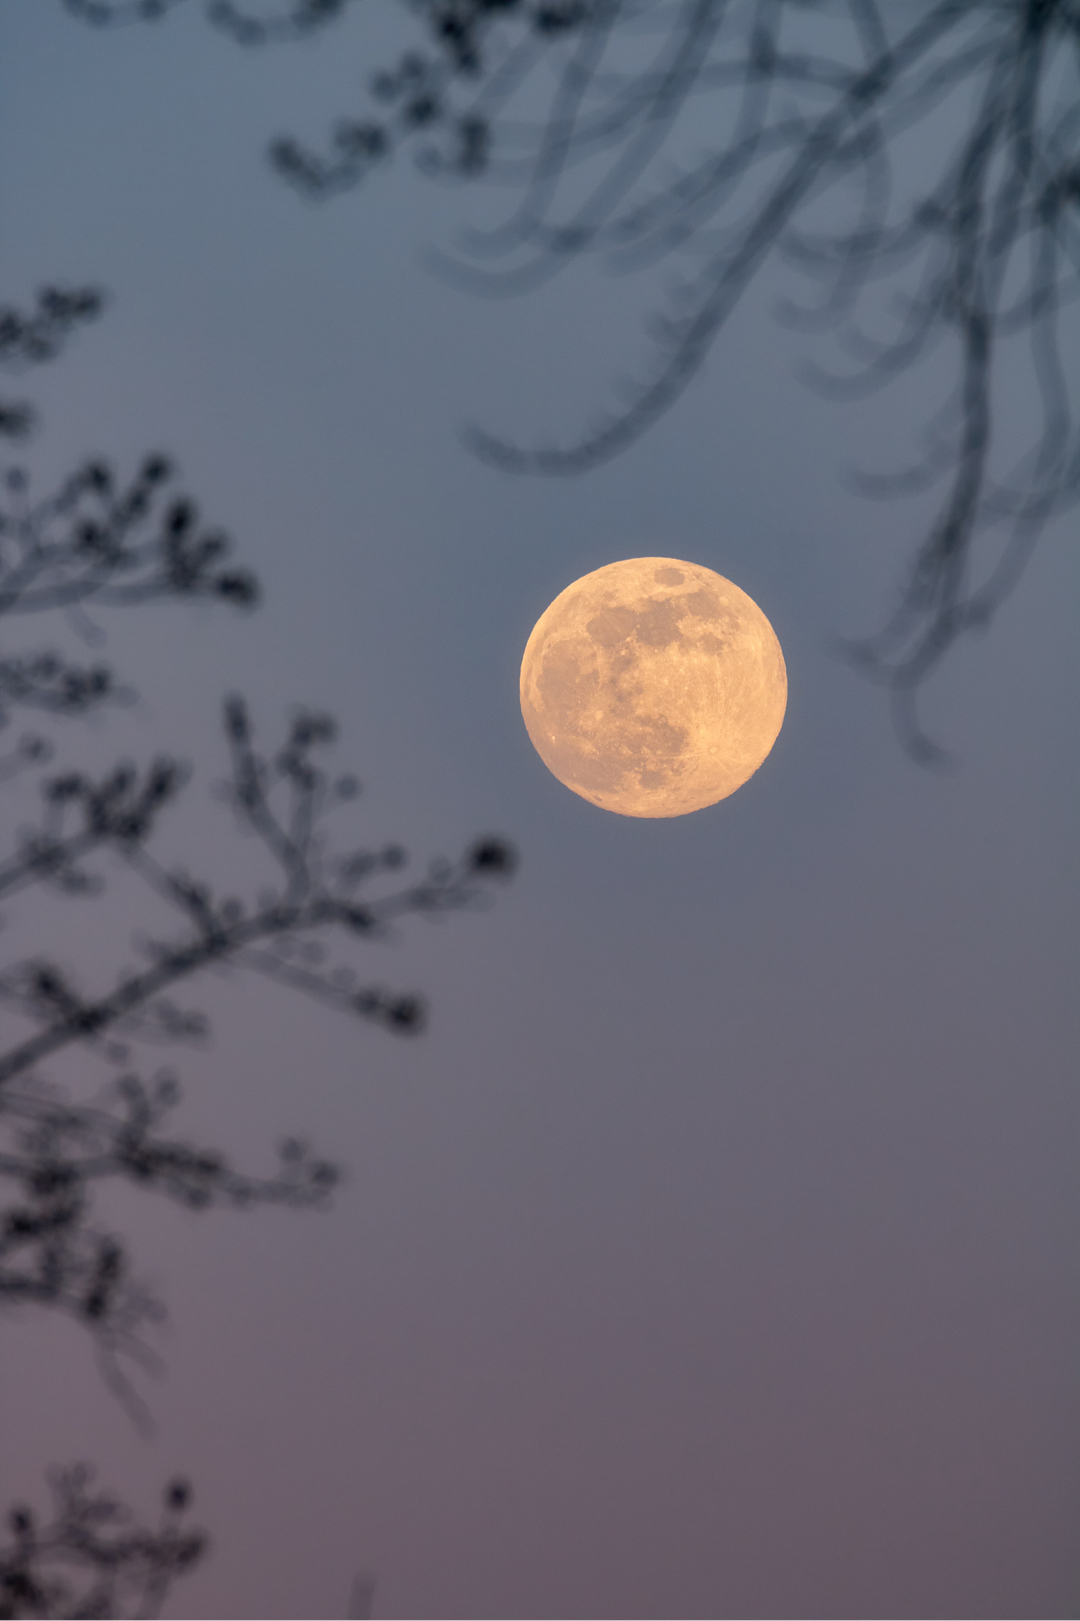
top-left (520, 557), bottom-right (787, 817)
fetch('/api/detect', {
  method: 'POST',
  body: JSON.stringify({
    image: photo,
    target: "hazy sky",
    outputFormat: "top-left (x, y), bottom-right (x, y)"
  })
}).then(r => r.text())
top-left (1, 5), bottom-right (1077, 1618)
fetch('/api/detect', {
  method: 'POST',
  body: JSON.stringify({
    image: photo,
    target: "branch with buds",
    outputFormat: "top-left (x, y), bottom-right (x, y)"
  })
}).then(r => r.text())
top-left (0, 1466), bottom-right (204, 1621)
top-left (0, 698), bottom-right (515, 1417)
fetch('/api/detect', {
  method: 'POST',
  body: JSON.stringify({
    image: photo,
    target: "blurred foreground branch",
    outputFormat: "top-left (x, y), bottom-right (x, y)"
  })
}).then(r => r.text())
top-left (0, 693), bottom-right (514, 1416)
top-left (1, 282), bottom-right (515, 1613)
top-left (0, 1467), bottom-right (204, 1620)
top-left (63, 0), bottom-right (1080, 754)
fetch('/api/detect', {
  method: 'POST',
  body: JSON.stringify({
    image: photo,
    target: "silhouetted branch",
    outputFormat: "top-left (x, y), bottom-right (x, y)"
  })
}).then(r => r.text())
top-left (0, 455), bottom-right (258, 627)
top-left (0, 1065), bottom-right (338, 1425)
top-left (0, 695), bottom-right (514, 1412)
top-left (0, 1467), bottom-right (204, 1620)
top-left (0, 277), bottom-right (516, 1600)
top-left (0, 300), bottom-right (514, 1446)
top-left (266, 0), bottom-right (592, 195)
top-left (0, 287), bottom-right (104, 443)
top-left (209, 0), bottom-right (358, 44)
top-left (0, 448), bottom-right (258, 762)
top-left (0, 757), bottom-right (185, 907)
top-left (0, 289), bottom-right (105, 372)
top-left (432, 0), bottom-right (1077, 753)
top-left (61, 0), bottom-right (190, 24)
top-left (0, 698), bottom-right (515, 1091)
top-left (64, 0), bottom-right (356, 37)
top-left (66, 1), bottom-right (1079, 753)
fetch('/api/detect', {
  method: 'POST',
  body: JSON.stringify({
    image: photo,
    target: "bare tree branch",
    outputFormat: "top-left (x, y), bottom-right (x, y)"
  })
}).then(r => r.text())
top-left (0, 1467), bottom-right (204, 1620)
top-left (64, 0), bottom-right (1079, 754)
top-left (0, 455), bottom-right (258, 626)
top-left (0, 698), bottom-right (515, 1090)
top-left (0, 289), bottom-right (514, 1441)
top-left (0, 1064), bottom-right (338, 1429)
top-left (0, 693), bottom-right (515, 1420)
top-left (0, 287), bottom-right (104, 443)
top-left (0, 270), bottom-right (516, 1601)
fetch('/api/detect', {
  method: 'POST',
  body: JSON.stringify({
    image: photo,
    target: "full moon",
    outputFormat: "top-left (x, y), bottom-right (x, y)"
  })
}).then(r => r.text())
top-left (520, 558), bottom-right (787, 817)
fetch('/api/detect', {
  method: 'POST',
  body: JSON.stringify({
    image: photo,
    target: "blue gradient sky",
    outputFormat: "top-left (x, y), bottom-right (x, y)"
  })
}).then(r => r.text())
top-left (1, 5), bottom-right (1077, 1617)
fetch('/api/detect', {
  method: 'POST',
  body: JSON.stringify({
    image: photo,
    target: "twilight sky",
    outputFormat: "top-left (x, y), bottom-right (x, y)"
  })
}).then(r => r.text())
top-left (1, 5), bottom-right (1077, 1618)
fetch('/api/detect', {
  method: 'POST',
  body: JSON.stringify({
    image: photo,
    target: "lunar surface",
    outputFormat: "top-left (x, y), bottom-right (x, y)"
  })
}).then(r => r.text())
top-left (520, 557), bottom-right (787, 817)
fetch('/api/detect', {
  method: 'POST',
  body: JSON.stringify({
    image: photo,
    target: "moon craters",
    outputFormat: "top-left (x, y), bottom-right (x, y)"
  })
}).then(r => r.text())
top-left (520, 557), bottom-right (786, 817)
